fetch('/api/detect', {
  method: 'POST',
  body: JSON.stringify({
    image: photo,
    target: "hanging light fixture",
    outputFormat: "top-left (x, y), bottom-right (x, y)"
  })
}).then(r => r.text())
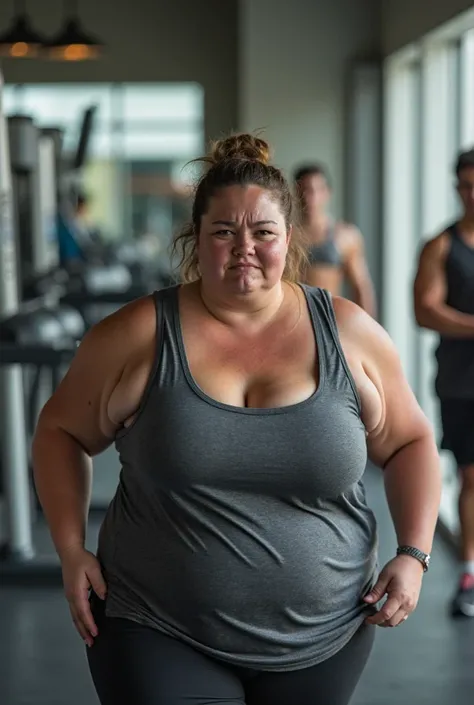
top-left (0, 1), bottom-right (47, 59)
top-left (45, 0), bottom-right (104, 62)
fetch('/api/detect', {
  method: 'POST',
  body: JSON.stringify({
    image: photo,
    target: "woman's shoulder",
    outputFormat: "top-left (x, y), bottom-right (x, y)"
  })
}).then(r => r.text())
top-left (100, 284), bottom-right (180, 329)
top-left (331, 296), bottom-right (399, 367)
top-left (83, 290), bottom-right (165, 356)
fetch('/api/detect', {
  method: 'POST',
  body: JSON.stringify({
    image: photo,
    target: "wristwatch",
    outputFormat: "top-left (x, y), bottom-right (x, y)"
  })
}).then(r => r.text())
top-left (396, 545), bottom-right (431, 573)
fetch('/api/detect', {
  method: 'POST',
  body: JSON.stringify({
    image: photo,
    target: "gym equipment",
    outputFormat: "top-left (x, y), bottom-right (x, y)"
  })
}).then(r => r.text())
top-left (18, 103), bottom-right (162, 329)
top-left (0, 79), bottom-right (171, 579)
top-left (5, 98), bottom-right (85, 413)
top-left (0, 70), bottom-right (33, 564)
top-left (0, 70), bottom-right (76, 584)
top-left (6, 109), bottom-right (84, 337)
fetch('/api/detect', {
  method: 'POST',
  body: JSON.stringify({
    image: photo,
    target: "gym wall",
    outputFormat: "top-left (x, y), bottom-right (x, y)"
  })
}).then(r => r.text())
top-left (382, 0), bottom-right (474, 54)
top-left (1, 0), bottom-right (382, 222)
top-left (0, 0), bottom-right (239, 145)
top-left (239, 0), bottom-right (381, 221)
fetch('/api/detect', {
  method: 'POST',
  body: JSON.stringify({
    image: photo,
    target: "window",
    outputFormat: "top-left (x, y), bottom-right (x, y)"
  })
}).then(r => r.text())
top-left (460, 29), bottom-right (474, 148)
top-left (3, 82), bottom-right (204, 252)
top-left (383, 8), bottom-right (474, 537)
top-left (383, 55), bottom-right (422, 390)
top-left (417, 44), bottom-right (455, 528)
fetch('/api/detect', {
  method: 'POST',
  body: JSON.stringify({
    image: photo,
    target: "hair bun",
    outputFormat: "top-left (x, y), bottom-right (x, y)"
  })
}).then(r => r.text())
top-left (209, 133), bottom-right (271, 166)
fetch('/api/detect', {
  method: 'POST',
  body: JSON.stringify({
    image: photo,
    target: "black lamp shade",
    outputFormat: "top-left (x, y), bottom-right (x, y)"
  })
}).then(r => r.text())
top-left (0, 13), bottom-right (46, 58)
top-left (45, 17), bottom-right (104, 61)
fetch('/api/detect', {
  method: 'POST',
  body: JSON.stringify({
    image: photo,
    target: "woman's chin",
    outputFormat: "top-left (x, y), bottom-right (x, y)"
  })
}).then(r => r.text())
top-left (226, 269), bottom-right (261, 294)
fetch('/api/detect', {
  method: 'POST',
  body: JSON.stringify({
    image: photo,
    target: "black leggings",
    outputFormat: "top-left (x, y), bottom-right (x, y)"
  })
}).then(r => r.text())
top-left (87, 598), bottom-right (374, 705)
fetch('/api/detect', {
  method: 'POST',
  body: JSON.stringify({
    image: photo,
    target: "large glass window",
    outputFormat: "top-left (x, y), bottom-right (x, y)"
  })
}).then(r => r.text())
top-left (3, 82), bottom-right (204, 271)
top-left (417, 43), bottom-right (459, 533)
top-left (447, 40), bottom-right (464, 216)
top-left (460, 29), bottom-right (474, 148)
top-left (383, 55), bottom-right (422, 390)
top-left (383, 9), bottom-right (474, 537)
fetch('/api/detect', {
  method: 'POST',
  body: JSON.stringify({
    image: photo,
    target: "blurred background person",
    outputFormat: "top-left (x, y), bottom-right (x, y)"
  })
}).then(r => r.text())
top-left (414, 148), bottom-right (474, 618)
top-left (294, 164), bottom-right (376, 318)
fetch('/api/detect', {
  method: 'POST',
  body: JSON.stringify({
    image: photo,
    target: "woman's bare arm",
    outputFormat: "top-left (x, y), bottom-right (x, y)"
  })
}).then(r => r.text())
top-left (32, 296), bottom-right (156, 559)
top-left (335, 298), bottom-right (441, 556)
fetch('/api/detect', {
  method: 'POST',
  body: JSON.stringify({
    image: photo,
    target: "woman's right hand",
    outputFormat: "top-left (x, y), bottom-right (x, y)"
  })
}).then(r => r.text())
top-left (61, 545), bottom-right (107, 647)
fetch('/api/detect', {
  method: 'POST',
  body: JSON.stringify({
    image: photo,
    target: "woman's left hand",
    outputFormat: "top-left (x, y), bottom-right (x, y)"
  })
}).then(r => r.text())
top-left (362, 554), bottom-right (424, 627)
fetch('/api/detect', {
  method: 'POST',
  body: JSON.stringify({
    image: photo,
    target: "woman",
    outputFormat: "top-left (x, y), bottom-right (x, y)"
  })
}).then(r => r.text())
top-left (33, 134), bottom-right (441, 705)
top-left (294, 163), bottom-right (377, 318)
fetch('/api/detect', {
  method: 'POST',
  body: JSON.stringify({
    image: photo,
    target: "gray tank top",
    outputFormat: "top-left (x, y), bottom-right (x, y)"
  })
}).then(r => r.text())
top-left (435, 223), bottom-right (474, 399)
top-left (306, 224), bottom-right (342, 267)
top-left (97, 285), bottom-right (378, 671)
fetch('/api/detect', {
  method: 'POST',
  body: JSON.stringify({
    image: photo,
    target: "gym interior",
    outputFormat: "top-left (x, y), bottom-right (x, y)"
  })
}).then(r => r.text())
top-left (1, 1), bottom-right (473, 703)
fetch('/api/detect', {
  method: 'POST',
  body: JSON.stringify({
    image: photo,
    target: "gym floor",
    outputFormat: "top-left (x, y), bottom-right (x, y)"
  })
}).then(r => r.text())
top-left (1, 465), bottom-right (472, 705)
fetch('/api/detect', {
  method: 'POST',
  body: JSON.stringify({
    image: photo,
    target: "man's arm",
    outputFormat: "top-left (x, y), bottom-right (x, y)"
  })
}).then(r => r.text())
top-left (414, 233), bottom-right (474, 337)
top-left (342, 227), bottom-right (377, 319)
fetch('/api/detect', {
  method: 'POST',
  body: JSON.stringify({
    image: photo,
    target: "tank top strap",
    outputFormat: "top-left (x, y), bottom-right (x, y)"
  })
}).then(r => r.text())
top-left (302, 285), bottom-right (362, 413)
top-left (446, 221), bottom-right (474, 261)
top-left (151, 285), bottom-right (188, 389)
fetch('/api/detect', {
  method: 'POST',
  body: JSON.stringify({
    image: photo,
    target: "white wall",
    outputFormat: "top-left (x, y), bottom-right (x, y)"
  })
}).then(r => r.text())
top-left (382, 0), bottom-right (474, 54)
top-left (239, 0), bottom-right (380, 218)
top-left (0, 0), bottom-right (239, 141)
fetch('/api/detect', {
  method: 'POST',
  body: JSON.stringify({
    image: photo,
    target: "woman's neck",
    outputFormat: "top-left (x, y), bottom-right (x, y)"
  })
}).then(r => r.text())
top-left (197, 280), bottom-right (287, 333)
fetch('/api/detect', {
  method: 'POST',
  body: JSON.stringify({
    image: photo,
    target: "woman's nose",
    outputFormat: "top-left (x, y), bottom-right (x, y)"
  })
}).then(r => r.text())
top-left (232, 231), bottom-right (255, 256)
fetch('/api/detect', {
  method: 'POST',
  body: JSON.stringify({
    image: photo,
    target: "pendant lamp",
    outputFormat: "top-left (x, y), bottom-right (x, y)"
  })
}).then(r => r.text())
top-left (0, 1), bottom-right (46, 58)
top-left (45, 0), bottom-right (104, 62)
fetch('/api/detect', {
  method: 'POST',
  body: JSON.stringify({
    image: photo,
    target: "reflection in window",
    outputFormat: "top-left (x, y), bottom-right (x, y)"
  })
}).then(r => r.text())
top-left (447, 40), bottom-right (463, 218)
top-left (3, 82), bottom-right (205, 274)
top-left (460, 29), bottom-right (474, 147)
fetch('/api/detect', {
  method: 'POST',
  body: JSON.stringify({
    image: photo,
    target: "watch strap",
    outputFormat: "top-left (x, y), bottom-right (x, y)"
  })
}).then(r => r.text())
top-left (396, 545), bottom-right (430, 572)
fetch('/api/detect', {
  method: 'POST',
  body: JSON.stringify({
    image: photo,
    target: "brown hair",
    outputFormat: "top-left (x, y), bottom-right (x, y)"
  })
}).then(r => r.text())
top-left (171, 133), bottom-right (308, 282)
top-left (455, 148), bottom-right (474, 178)
top-left (293, 163), bottom-right (332, 189)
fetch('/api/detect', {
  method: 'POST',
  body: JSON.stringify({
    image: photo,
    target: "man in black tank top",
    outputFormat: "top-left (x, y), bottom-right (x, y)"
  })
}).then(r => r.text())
top-left (294, 164), bottom-right (376, 317)
top-left (414, 148), bottom-right (474, 617)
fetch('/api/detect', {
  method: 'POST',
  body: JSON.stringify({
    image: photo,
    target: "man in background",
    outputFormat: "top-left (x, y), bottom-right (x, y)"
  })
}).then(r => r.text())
top-left (294, 163), bottom-right (376, 318)
top-left (414, 148), bottom-right (474, 617)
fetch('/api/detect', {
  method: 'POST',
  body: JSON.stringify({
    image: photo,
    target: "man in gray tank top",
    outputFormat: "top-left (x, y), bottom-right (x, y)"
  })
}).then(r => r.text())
top-left (414, 148), bottom-right (474, 617)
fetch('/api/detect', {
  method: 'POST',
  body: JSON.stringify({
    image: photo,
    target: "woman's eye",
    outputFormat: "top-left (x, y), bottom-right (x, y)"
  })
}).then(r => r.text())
top-left (256, 230), bottom-right (274, 237)
top-left (214, 230), bottom-right (234, 237)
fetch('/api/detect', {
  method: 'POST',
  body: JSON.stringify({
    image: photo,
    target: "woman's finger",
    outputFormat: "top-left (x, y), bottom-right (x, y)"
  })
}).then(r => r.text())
top-left (70, 604), bottom-right (94, 646)
top-left (75, 588), bottom-right (98, 639)
top-left (381, 608), bottom-right (408, 628)
top-left (365, 595), bottom-right (401, 626)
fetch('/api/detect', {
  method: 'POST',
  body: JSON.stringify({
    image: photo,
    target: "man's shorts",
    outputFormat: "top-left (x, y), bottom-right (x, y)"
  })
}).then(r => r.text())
top-left (440, 399), bottom-right (474, 467)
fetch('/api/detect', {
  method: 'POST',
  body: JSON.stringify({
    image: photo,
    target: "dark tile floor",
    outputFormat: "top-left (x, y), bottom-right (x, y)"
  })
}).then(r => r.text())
top-left (1, 466), bottom-right (473, 704)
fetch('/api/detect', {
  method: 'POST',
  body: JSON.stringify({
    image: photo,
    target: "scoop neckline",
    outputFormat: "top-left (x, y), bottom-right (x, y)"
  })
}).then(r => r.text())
top-left (172, 283), bottom-right (327, 415)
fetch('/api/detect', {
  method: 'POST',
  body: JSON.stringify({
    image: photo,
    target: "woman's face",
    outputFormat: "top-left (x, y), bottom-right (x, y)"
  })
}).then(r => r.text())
top-left (197, 184), bottom-right (291, 297)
